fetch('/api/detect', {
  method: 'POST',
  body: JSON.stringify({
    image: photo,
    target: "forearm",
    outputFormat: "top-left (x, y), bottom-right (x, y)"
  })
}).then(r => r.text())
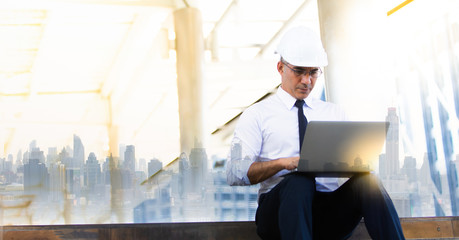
top-left (247, 156), bottom-right (299, 184)
top-left (247, 159), bottom-right (284, 184)
top-left (247, 160), bottom-right (285, 184)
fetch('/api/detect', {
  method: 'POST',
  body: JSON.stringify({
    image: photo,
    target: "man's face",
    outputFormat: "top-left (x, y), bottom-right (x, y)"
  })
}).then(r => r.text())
top-left (277, 60), bottom-right (321, 100)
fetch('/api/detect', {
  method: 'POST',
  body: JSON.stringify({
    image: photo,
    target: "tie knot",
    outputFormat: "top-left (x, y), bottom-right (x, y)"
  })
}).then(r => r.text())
top-left (295, 99), bottom-right (305, 109)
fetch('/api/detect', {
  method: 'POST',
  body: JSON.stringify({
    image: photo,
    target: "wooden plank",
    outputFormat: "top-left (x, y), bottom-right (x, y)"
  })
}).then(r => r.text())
top-left (401, 220), bottom-right (453, 239)
top-left (452, 218), bottom-right (459, 237)
top-left (1, 222), bottom-right (260, 240)
top-left (2, 218), bottom-right (459, 239)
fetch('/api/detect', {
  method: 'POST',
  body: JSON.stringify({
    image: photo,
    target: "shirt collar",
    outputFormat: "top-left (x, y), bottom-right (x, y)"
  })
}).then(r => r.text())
top-left (277, 86), bottom-right (316, 110)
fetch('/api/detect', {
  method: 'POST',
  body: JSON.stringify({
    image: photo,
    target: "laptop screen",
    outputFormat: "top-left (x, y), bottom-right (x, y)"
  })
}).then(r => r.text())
top-left (297, 121), bottom-right (389, 177)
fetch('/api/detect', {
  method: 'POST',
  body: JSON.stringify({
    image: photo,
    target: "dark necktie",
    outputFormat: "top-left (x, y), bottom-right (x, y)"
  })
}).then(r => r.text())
top-left (295, 99), bottom-right (308, 150)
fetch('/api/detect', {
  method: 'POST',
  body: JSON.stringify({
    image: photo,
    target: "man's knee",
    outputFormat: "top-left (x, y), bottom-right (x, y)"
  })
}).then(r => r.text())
top-left (278, 174), bottom-right (315, 200)
top-left (351, 173), bottom-right (388, 197)
top-left (358, 173), bottom-right (382, 186)
top-left (283, 174), bottom-right (314, 189)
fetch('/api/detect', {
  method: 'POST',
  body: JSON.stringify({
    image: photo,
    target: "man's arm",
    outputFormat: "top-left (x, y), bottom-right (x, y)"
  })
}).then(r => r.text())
top-left (247, 156), bottom-right (299, 184)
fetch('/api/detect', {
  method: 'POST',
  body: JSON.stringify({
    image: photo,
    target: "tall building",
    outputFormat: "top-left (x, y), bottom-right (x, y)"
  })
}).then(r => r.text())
top-left (148, 158), bottom-right (162, 177)
top-left (84, 152), bottom-right (101, 192)
top-left (385, 107), bottom-right (400, 177)
top-left (15, 150), bottom-right (22, 169)
top-left (30, 147), bottom-right (45, 164)
top-left (177, 152), bottom-right (190, 198)
top-left (29, 140), bottom-right (37, 151)
top-left (3, 159), bottom-right (13, 172)
top-left (119, 144), bottom-right (126, 162)
top-left (3, 154), bottom-right (16, 179)
top-left (23, 158), bottom-right (49, 199)
top-left (49, 161), bottom-right (66, 201)
top-left (0, 157), bottom-right (4, 172)
top-left (102, 155), bottom-right (120, 186)
top-left (102, 156), bottom-right (111, 185)
top-left (402, 156), bottom-right (417, 183)
top-left (22, 150), bottom-right (29, 165)
top-left (74, 135), bottom-right (85, 170)
top-left (58, 147), bottom-right (69, 161)
top-left (189, 147), bottom-right (208, 193)
top-left (47, 147), bottom-right (58, 167)
top-left (120, 146), bottom-right (136, 190)
top-left (138, 158), bottom-right (147, 174)
top-left (124, 145), bottom-right (136, 173)
top-left (66, 168), bottom-right (81, 200)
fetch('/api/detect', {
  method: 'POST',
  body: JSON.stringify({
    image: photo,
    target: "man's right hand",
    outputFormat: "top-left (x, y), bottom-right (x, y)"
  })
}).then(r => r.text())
top-left (247, 156), bottom-right (300, 184)
top-left (280, 156), bottom-right (299, 170)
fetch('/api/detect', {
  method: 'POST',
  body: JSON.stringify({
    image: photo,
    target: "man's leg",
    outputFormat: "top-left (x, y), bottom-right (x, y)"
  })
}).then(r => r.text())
top-left (314, 174), bottom-right (405, 240)
top-left (255, 174), bottom-right (315, 240)
top-left (256, 192), bottom-right (281, 239)
top-left (312, 187), bottom-right (363, 239)
top-left (347, 174), bottom-right (405, 240)
top-left (312, 174), bottom-right (405, 240)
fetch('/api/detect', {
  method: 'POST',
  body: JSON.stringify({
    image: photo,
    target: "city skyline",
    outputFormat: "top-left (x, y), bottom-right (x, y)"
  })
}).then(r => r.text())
top-left (1, 107), bottom-right (458, 225)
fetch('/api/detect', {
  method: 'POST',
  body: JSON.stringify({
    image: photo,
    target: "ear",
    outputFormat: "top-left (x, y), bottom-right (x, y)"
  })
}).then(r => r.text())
top-left (277, 61), bottom-right (284, 74)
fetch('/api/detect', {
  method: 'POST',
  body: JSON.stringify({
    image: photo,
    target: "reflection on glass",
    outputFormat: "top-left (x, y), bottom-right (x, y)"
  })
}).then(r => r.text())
top-left (0, 99), bottom-right (458, 224)
top-left (0, 1), bottom-right (458, 226)
top-left (0, 139), bottom-right (260, 224)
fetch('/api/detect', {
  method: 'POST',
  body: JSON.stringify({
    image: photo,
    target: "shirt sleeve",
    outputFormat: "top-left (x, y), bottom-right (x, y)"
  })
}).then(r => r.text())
top-left (226, 108), bottom-right (262, 186)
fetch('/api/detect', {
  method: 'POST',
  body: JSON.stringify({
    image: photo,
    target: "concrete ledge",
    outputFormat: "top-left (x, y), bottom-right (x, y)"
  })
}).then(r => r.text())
top-left (2, 217), bottom-right (459, 239)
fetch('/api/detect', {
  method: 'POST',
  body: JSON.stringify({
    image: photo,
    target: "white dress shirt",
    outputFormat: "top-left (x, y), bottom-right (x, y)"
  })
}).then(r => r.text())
top-left (226, 87), bottom-right (348, 197)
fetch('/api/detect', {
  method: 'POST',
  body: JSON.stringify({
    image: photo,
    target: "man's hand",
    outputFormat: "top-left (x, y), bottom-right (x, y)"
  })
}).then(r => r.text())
top-left (280, 156), bottom-right (299, 170)
top-left (247, 156), bottom-right (300, 184)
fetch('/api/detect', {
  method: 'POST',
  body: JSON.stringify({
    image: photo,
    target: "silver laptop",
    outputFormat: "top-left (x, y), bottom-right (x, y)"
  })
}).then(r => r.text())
top-left (297, 121), bottom-right (389, 177)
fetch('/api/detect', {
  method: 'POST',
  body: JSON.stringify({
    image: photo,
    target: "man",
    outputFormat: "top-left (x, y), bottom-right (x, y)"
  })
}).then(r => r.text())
top-left (226, 26), bottom-right (405, 240)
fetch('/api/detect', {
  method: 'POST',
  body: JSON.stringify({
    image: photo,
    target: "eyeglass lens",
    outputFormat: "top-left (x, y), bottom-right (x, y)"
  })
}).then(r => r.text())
top-left (283, 62), bottom-right (321, 78)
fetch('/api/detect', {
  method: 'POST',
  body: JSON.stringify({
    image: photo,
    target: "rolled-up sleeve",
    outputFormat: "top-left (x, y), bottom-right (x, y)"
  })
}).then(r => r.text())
top-left (226, 137), bottom-right (256, 185)
top-left (226, 108), bottom-right (262, 186)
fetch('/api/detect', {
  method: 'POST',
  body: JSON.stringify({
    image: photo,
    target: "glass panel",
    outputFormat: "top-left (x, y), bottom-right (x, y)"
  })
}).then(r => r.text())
top-left (376, 1), bottom-right (459, 217)
top-left (0, 0), bottom-right (458, 229)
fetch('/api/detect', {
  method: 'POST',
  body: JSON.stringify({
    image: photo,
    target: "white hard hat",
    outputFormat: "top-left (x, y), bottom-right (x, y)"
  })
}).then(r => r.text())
top-left (275, 26), bottom-right (328, 67)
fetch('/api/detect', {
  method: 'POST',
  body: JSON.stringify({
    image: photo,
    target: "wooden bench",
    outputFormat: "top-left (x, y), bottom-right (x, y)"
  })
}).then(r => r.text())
top-left (1, 217), bottom-right (459, 239)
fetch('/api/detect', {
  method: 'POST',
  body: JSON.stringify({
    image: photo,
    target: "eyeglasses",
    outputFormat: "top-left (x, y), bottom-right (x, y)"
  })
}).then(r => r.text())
top-left (282, 61), bottom-right (322, 79)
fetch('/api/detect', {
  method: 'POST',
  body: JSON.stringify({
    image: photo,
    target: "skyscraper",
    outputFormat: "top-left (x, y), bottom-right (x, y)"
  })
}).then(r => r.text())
top-left (24, 158), bottom-right (49, 199)
top-left (74, 135), bottom-right (85, 170)
top-left (402, 156), bottom-right (417, 183)
top-left (124, 145), bottom-right (135, 173)
top-left (66, 168), bottom-right (81, 200)
top-left (30, 147), bottom-right (45, 164)
top-left (148, 158), bottom-right (162, 177)
top-left (385, 107), bottom-right (400, 177)
top-left (189, 147), bottom-right (208, 193)
top-left (119, 144), bottom-right (126, 162)
top-left (47, 147), bottom-right (58, 167)
top-left (49, 161), bottom-right (66, 201)
top-left (16, 150), bottom-right (23, 168)
top-left (138, 158), bottom-right (147, 174)
top-left (29, 140), bottom-right (37, 151)
top-left (84, 152), bottom-right (101, 192)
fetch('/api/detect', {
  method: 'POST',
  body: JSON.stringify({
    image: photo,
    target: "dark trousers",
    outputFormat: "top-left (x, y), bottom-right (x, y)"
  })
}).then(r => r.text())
top-left (255, 173), bottom-right (405, 240)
